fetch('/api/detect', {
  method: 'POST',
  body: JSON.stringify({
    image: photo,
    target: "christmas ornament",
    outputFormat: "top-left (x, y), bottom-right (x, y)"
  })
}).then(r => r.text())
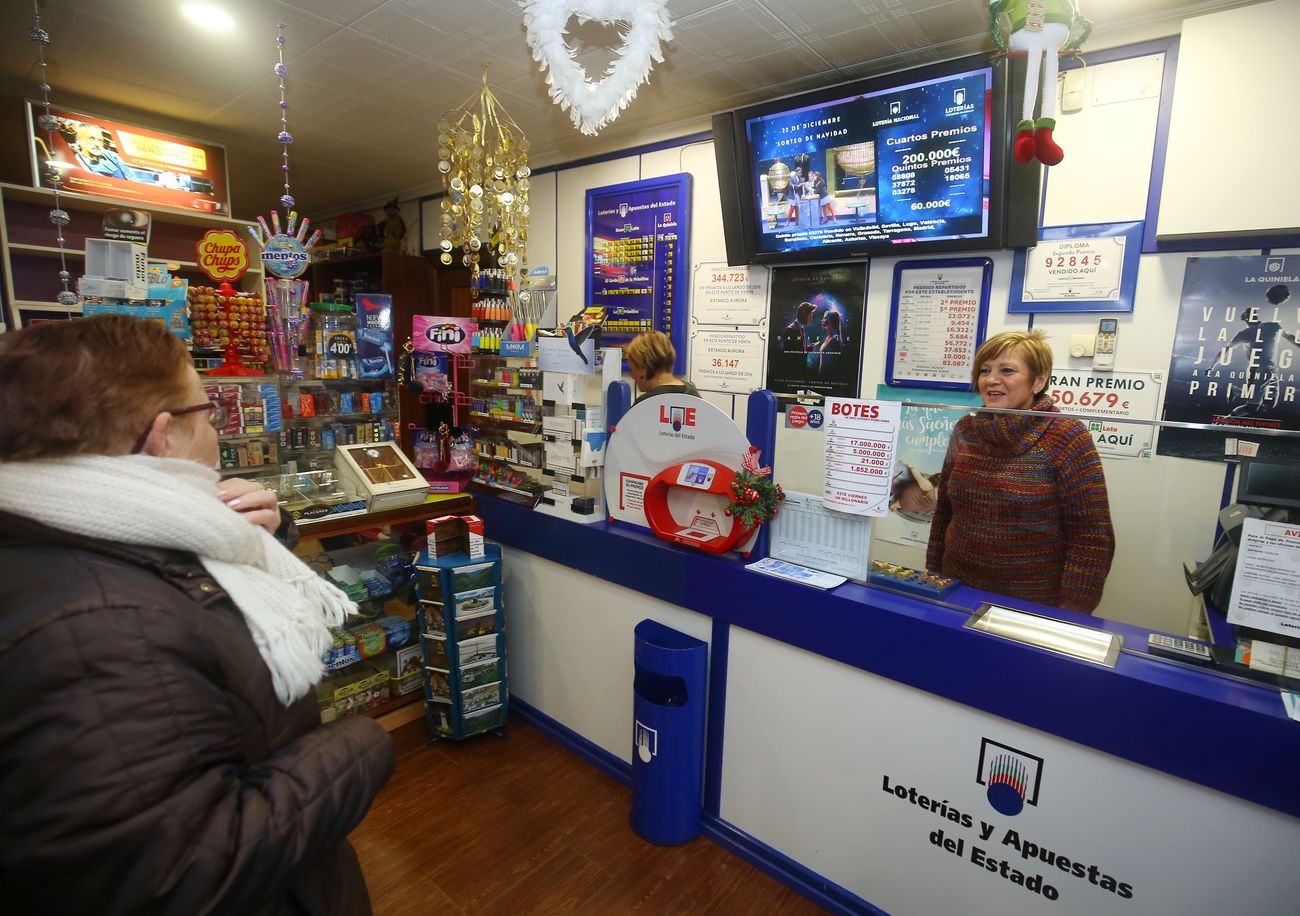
top-left (272, 23), bottom-right (297, 207)
top-left (724, 446), bottom-right (785, 530)
top-left (521, 0), bottom-right (673, 136)
top-left (990, 0), bottom-right (1091, 166)
top-left (436, 69), bottom-right (530, 283)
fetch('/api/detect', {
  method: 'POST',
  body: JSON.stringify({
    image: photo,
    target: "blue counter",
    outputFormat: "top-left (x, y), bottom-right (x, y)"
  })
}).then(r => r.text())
top-left (476, 493), bottom-right (1300, 820)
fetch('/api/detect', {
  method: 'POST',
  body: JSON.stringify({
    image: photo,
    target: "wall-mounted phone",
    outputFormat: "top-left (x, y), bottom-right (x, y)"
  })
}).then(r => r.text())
top-left (1093, 318), bottom-right (1118, 370)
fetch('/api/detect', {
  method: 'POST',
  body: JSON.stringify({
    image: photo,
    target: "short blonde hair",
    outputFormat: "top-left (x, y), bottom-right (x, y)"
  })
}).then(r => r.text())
top-left (624, 331), bottom-right (676, 376)
top-left (971, 330), bottom-right (1053, 393)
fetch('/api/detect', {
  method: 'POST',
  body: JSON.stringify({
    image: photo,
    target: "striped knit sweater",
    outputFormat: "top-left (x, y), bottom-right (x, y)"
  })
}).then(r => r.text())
top-left (926, 395), bottom-right (1115, 613)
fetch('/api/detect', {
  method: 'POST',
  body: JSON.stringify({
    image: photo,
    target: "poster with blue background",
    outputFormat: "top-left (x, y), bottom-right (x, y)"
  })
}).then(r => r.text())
top-left (1159, 255), bottom-right (1300, 462)
top-left (585, 174), bottom-right (691, 372)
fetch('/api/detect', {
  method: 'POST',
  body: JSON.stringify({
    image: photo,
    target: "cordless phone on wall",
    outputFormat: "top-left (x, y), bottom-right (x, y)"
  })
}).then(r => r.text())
top-left (1093, 318), bottom-right (1118, 371)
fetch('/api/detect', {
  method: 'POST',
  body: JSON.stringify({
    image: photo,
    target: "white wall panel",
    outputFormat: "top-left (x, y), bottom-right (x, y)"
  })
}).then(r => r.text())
top-left (499, 545), bottom-right (712, 762)
top-left (1157, 0), bottom-right (1300, 237)
top-left (721, 625), bottom-right (1300, 915)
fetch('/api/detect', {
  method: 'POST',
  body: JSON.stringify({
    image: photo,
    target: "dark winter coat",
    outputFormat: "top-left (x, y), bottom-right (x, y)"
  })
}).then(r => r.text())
top-left (0, 509), bottom-right (395, 915)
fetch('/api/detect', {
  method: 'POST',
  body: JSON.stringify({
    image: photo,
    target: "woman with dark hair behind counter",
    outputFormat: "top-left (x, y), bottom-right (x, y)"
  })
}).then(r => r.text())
top-left (905, 330), bottom-right (1115, 613)
top-left (0, 315), bottom-right (394, 915)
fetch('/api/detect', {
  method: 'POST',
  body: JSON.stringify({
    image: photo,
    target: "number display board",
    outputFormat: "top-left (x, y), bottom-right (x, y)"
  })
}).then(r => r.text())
top-left (585, 174), bottom-right (692, 372)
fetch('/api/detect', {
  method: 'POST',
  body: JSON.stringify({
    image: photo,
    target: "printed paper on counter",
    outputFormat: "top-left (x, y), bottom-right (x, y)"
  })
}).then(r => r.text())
top-left (1226, 518), bottom-right (1300, 638)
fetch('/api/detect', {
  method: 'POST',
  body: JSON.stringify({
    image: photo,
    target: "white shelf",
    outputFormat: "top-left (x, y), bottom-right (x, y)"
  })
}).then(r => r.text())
top-left (12, 299), bottom-right (81, 312)
top-left (0, 182), bottom-right (254, 230)
top-left (8, 243), bottom-right (264, 277)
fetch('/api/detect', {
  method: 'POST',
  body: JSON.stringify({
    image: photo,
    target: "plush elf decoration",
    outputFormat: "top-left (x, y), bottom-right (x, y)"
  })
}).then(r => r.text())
top-left (989, 0), bottom-right (1092, 166)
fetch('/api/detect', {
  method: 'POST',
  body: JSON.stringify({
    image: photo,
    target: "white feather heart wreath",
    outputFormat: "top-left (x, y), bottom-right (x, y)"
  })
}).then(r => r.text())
top-left (521, 0), bottom-right (673, 136)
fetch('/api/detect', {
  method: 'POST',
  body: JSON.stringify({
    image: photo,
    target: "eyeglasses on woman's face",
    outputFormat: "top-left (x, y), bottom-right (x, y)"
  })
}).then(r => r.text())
top-left (129, 400), bottom-right (225, 454)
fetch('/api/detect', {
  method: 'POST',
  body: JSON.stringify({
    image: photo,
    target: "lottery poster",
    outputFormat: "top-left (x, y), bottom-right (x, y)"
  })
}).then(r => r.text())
top-left (1159, 255), bottom-right (1300, 462)
top-left (585, 174), bottom-right (692, 373)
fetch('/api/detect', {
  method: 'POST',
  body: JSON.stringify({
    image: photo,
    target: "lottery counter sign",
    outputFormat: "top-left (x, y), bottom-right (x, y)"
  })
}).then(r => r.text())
top-left (823, 398), bottom-right (902, 516)
top-left (1047, 370), bottom-right (1163, 459)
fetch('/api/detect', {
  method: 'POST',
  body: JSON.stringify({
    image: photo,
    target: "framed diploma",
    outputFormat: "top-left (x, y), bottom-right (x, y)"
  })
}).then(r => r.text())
top-left (885, 257), bottom-right (992, 390)
top-left (1009, 221), bottom-right (1143, 314)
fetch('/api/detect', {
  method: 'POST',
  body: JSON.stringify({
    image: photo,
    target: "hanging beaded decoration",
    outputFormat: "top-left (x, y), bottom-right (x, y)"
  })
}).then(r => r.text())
top-left (273, 22), bottom-right (295, 210)
top-left (28, 0), bottom-right (78, 312)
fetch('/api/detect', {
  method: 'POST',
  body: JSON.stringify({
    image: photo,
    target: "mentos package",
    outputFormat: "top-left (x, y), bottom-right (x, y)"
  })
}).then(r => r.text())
top-left (355, 293), bottom-right (394, 379)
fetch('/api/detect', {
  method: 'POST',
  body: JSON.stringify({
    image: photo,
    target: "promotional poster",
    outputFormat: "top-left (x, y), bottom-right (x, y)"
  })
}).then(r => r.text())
top-left (28, 103), bottom-right (230, 214)
top-left (585, 174), bottom-right (691, 371)
top-left (766, 263), bottom-right (866, 399)
top-left (744, 67), bottom-right (992, 257)
top-left (873, 385), bottom-right (981, 548)
top-left (1159, 256), bottom-right (1300, 462)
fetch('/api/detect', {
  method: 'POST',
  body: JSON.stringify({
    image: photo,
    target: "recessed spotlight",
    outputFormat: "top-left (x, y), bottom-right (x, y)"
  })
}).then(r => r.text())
top-left (181, 3), bottom-right (235, 31)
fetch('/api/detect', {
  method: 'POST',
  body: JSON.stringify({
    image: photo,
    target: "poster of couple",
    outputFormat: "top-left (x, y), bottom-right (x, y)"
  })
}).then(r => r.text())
top-left (765, 262), bottom-right (866, 399)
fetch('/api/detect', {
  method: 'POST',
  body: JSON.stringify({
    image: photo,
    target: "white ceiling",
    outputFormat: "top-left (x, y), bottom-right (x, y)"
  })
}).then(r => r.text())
top-left (0, 0), bottom-right (1246, 219)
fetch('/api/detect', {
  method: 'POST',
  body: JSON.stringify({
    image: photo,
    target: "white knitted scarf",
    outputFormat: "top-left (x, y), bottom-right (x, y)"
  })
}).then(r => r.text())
top-left (0, 454), bottom-right (355, 706)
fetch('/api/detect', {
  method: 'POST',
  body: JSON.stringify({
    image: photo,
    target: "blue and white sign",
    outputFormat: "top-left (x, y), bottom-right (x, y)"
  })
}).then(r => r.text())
top-left (1010, 222), bottom-right (1143, 314)
top-left (537, 334), bottom-right (597, 374)
top-left (261, 233), bottom-right (311, 279)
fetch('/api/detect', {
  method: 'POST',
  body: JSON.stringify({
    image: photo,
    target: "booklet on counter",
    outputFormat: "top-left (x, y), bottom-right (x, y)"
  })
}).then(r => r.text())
top-left (746, 556), bottom-right (847, 590)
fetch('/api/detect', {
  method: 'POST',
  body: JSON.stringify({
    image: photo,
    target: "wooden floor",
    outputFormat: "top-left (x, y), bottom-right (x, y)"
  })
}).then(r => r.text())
top-left (350, 716), bottom-right (828, 915)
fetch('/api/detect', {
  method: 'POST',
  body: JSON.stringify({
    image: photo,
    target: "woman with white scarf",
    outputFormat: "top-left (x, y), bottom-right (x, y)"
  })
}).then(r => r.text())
top-left (0, 315), bottom-right (394, 915)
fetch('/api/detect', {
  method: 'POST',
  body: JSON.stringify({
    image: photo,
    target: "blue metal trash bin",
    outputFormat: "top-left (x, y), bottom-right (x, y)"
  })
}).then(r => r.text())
top-left (630, 619), bottom-right (708, 845)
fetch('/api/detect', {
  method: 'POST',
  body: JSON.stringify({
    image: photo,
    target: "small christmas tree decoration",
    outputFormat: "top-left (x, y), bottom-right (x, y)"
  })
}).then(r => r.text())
top-left (724, 446), bottom-right (785, 531)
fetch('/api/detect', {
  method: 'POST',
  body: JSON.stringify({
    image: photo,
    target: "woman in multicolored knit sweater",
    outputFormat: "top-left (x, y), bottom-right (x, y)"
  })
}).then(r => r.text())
top-left (924, 330), bottom-right (1115, 612)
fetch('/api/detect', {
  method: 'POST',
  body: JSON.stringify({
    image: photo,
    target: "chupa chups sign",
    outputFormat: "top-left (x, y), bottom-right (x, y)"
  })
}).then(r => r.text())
top-left (196, 229), bottom-right (249, 281)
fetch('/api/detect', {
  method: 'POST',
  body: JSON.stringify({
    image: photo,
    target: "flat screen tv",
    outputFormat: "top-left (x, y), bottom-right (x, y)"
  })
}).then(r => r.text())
top-left (1237, 459), bottom-right (1300, 512)
top-left (714, 54), bottom-right (1036, 266)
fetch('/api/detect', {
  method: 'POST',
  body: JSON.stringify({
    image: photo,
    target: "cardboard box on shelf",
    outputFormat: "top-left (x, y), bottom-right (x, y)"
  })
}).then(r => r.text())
top-left (425, 514), bottom-right (486, 560)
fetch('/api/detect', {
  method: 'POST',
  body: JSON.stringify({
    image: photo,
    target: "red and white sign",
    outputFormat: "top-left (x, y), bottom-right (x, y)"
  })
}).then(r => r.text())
top-left (823, 397), bottom-right (902, 516)
top-left (196, 229), bottom-right (249, 281)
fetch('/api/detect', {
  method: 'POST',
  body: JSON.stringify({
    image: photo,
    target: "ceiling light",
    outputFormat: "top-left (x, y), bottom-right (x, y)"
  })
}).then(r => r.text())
top-left (181, 3), bottom-right (235, 31)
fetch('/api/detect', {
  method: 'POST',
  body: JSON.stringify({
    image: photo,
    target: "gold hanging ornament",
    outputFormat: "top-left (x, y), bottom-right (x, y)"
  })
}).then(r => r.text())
top-left (436, 68), bottom-right (530, 281)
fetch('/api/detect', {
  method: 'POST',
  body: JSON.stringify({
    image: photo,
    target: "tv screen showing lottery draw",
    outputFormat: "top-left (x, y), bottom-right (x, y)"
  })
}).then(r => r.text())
top-left (745, 67), bottom-right (993, 255)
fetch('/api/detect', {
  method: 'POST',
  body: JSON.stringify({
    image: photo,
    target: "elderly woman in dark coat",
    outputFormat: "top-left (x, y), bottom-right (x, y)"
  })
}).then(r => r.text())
top-left (0, 316), bottom-right (394, 915)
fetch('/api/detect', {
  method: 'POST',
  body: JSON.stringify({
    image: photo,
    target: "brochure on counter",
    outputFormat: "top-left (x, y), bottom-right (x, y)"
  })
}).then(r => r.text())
top-left (746, 556), bottom-right (847, 590)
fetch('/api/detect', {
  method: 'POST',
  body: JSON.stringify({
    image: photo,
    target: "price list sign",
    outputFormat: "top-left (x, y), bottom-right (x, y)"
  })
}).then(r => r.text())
top-left (823, 398), bottom-right (903, 516)
top-left (886, 258), bottom-right (991, 390)
top-left (872, 71), bottom-right (990, 231)
top-left (585, 174), bottom-right (692, 373)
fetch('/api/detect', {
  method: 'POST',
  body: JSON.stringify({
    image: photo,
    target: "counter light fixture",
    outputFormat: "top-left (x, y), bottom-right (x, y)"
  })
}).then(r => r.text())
top-left (181, 3), bottom-right (235, 31)
top-left (964, 604), bottom-right (1123, 667)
